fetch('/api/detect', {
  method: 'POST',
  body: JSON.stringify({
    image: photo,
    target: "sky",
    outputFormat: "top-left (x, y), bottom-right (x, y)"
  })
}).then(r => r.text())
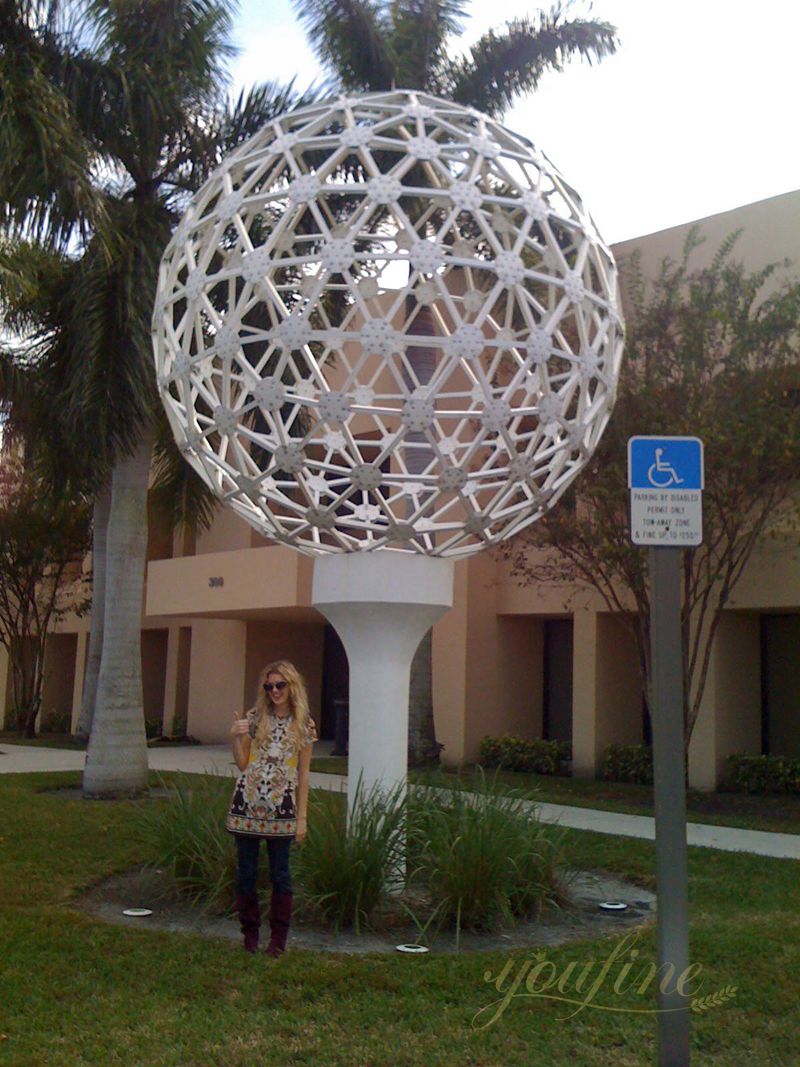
top-left (227, 0), bottom-right (800, 245)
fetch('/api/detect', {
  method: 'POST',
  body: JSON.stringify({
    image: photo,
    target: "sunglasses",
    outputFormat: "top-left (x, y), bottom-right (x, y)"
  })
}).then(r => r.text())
top-left (264, 681), bottom-right (288, 693)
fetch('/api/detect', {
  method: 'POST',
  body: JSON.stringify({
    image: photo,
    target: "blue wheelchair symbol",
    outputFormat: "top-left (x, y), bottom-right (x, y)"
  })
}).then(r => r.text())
top-left (647, 448), bottom-right (684, 488)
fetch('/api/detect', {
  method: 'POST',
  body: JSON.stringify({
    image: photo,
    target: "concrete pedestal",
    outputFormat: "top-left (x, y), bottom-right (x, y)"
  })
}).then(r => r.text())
top-left (312, 553), bottom-right (454, 828)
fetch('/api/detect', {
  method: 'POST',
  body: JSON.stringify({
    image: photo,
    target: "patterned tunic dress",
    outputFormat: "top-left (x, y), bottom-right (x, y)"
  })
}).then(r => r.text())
top-left (225, 709), bottom-right (318, 838)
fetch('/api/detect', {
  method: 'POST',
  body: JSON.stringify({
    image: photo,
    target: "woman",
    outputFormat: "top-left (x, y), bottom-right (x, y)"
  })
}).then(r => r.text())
top-left (227, 659), bottom-right (317, 956)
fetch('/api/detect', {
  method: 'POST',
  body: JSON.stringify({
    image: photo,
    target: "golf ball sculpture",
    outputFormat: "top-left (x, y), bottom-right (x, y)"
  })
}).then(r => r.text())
top-left (153, 90), bottom-right (623, 557)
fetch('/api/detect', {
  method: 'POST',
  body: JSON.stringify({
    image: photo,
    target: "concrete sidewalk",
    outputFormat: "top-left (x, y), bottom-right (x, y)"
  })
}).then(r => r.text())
top-left (0, 741), bottom-right (347, 792)
top-left (2, 742), bottom-right (799, 861)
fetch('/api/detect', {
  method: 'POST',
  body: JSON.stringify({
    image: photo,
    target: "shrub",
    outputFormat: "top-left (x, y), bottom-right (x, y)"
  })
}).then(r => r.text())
top-left (600, 744), bottom-right (653, 785)
top-left (479, 734), bottom-right (572, 775)
top-left (138, 769), bottom-right (568, 940)
top-left (39, 709), bottom-right (72, 734)
top-left (144, 717), bottom-right (163, 739)
top-left (171, 707), bottom-right (188, 739)
top-left (134, 772), bottom-right (238, 914)
top-left (721, 754), bottom-right (800, 795)
top-left (409, 766), bottom-right (567, 941)
top-left (293, 772), bottom-right (408, 933)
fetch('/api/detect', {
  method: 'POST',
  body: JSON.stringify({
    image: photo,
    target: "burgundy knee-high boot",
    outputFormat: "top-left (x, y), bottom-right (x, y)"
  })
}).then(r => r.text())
top-left (236, 890), bottom-right (261, 953)
top-left (264, 891), bottom-right (293, 957)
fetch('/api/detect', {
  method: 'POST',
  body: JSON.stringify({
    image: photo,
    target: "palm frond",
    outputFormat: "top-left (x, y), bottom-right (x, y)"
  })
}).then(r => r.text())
top-left (52, 197), bottom-right (169, 464)
top-left (445, 6), bottom-right (619, 116)
top-left (292, 0), bottom-right (395, 91)
top-left (0, 18), bottom-right (105, 245)
top-left (86, 0), bottom-right (236, 90)
top-left (0, 349), bottom-right (37, 444)
top-left (80, 0), bottom-right (236, 183)
top-left (0, 340), bottom-right (109, 498)
top-left (0, 1), bottom-right (59, 32)
top-left (149, 405), bottom-right (219, 535)
top-left (0, 238), bottom-right (78, 337)
top-left (219, 79), bottom-right (320, 153)
top-left (0, 242), bottom-right (117, 492)
top-left (389, 0), bottom-right (468, 90)
top-left (169, 78), bottom-right (320, 192)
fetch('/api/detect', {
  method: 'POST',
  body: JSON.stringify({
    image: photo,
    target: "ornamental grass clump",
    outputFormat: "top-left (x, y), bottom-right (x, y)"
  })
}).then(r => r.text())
top-left (137, 769), bottom-right (567, 939)
top-left (135, 772), bottom-right (237, 914)
top-left (408, 766), bottom-right (568, 941)
top-left (293, 772), bottom-right (408, 933)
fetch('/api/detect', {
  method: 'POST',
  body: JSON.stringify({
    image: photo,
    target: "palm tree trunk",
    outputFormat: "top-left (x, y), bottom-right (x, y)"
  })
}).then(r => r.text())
top-left (75, 481), bottom-right (111, 740)
top-left (82, 433), bottom-right (152, 798)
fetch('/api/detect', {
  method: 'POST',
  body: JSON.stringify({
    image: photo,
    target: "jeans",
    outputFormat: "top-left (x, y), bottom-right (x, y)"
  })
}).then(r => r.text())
top-left (235, 834), bottom-right (293, 895)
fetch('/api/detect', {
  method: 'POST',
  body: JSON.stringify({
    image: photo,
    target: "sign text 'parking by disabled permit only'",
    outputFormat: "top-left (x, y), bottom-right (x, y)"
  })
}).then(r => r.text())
top-left (627, 437), bottom-right (704, 546)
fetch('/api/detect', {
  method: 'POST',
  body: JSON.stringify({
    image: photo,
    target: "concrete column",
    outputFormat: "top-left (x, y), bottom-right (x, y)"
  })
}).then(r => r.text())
top-left (70, 631), bottom-right (88, 733)
top-left (688, 612), bottom-right (761, 790)
top-left (687, 689), bottom-right (716, 791)
top-left (160, 624), bottom-right (183, 737)
top-left (571, 611), bottom-right (599, 778)
top-left (312, 553), bottom-right (454, 824)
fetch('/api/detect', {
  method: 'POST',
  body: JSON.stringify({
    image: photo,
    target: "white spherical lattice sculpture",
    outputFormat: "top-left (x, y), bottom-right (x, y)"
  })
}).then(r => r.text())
top-left (153, 90), bottom-right (624, 557)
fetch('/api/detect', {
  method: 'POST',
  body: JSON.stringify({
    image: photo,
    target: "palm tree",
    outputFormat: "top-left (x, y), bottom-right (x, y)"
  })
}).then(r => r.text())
top-left (294, 1), bottom-right (617, 110)
top-left (1, 0), bottom-right (311, 796)
top-left (291, 0), bottom-right (619, 764)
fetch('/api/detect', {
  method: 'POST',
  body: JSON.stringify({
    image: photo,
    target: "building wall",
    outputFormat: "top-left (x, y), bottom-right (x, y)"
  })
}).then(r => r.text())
top-left (613, 189), bottom-right (800, 295)
top-left (595, 613), bottom-right (644, 753)
top-left (185, 619), bottom-right (247, 742)
top-left (195, 505), bottom-right (252, 555)
top-left (431, 559), bottom-right (470, 765)
top-left (688, 612), bottom-right (762, 790)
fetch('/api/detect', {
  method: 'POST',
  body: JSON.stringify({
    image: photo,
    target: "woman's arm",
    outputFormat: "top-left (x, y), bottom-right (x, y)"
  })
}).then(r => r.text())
top-left (230, 712), bottom-right (251, 772)
top-left (296, 742), bottom-right (313, 840)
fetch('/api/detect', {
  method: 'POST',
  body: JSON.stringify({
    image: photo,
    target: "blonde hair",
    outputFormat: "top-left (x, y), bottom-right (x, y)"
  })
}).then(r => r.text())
top-left (250, 659), bottom-right (311, 751)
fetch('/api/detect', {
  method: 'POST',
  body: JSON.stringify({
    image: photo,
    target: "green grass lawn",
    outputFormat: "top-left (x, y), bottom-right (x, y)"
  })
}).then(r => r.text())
top-left (0, 731), bottom-right (89, 749)
top-left (0, 733), bottom-right (205, 750)
top-left (0, 770), bottom-right (797, 1066)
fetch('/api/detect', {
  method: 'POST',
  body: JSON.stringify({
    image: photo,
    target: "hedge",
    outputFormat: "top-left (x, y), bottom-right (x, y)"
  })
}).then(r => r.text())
top-left (721, 753), bottom-right (800, 795)
top-left (478, 734), bottom-right (571, 776)
top-left (600, 743), bottom-right (653, 785)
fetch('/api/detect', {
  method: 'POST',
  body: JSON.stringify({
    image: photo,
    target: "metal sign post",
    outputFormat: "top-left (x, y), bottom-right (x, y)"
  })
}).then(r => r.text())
top-left (649, 543), bottom-right (691, 1065)
top-left (629, 436), bottom-right (704, 1067)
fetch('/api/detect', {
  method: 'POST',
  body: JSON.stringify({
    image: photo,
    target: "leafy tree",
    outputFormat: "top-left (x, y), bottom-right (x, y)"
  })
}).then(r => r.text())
top-left (0, 0), bottom-right (310, 796)
top-left (0, 456), bottom-right (91, 737)
top-left (292, 0), bottom-right (619, 764)
top-left (503, 229), bottom-right (800, 755)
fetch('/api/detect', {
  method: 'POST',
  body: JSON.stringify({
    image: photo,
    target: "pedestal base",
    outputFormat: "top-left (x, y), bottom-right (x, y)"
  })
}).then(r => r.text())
top-left (312, 553), bottom-right (454, 827)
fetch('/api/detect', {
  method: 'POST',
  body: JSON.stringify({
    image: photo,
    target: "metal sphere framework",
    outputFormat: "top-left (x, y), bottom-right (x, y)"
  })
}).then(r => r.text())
top-left (153, 90), bottom-right (624, 557)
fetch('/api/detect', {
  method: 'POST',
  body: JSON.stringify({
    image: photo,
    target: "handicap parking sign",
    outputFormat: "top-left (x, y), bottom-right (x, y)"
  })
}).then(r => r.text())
top-left (628, 437), bottom-right (704, 546)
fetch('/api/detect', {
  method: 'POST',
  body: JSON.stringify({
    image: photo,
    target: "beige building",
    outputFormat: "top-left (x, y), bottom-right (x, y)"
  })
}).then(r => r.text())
top-left (10, 189), bottom-right (800, 790)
